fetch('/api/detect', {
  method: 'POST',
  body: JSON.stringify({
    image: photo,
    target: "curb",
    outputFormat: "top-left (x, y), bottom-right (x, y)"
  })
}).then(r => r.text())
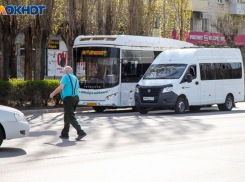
top-left (21, 106), bottom-right (93, 115)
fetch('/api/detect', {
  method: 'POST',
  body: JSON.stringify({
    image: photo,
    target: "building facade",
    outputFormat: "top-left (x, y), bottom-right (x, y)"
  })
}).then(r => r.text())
top-left (180, 0), bottom-right (245, 47)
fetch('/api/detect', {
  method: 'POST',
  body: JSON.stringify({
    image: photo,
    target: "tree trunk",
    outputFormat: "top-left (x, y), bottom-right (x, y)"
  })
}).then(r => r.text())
top-left (41, 32), bottom-right (48, 79)
top-left (0, 26), bottom-right (3, 81)
top-left (3, 34), bottom-right (11, 81)
top-left (105, 0), bottom-right (112, 35)
top-left (10, 44), bottom-right (17, 78)
top-left (34, 40), bottom-right (42, 80)
top-left (24, 27), bottom-right (33, 81)
top-left (97, 0), bottom-right (104, 35)
top-left (67, 45), bottom-right (73, 67)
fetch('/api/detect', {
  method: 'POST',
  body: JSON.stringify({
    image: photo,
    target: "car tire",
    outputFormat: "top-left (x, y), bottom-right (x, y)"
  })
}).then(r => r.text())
top-left (189, 106), bottom-right (201, 112)
top-left (218, 95), bottom-right (233, 111)
top-left (175, 97), bottom-right (186, 114)
top-left (0, 127), bottom-right (4, 147)
top-left (137, 107), bottom-right (148, 114)
top-left (92, 106), bottom-right (106, 113)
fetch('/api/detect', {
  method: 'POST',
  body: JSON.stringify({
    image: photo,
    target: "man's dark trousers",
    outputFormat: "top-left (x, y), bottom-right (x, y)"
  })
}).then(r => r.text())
top-left (61, 95), bottom-right (85, 137)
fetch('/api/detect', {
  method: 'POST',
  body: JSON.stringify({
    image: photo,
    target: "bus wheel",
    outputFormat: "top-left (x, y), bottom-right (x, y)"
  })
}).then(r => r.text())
top-left (92, 106), bottom-right (106, 113)
top-left (175, 97), bottom-right (186, 114)
top-left (0, 127), bottom-right (4, 147)
top-left (137, 107), bottom-right (148, 114)
top-left (218, 95), bottom-right (233, 111)
top-left (189, 106), bottom-right (201, 112)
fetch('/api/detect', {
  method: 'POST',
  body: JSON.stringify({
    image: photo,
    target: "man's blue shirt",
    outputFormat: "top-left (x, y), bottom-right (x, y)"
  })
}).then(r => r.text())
top-left (60, 73), bottom-right (79, 99)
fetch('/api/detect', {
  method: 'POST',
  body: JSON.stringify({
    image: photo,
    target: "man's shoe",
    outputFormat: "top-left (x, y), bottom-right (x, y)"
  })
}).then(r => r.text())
top-left (75, 133), bottom-right (87, 141)
top-left (59, 135), bottom-right (69, 139)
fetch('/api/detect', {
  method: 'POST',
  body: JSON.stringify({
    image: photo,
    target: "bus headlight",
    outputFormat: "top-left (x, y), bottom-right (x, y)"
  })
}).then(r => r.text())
top-left (135, 87), bottom-right (139, 93)
top-left (106, 93), bottom-right (118, 100)
top-left (15, 113), bottom-right (27, 122)
top-left (162, 87), bottom-right (173, 93)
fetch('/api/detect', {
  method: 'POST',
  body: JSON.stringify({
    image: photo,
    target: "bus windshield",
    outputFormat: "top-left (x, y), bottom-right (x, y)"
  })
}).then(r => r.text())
top-left (74, 47), bottom-right (120, 89)
top-left (144, 64), bottom-right (187, 79)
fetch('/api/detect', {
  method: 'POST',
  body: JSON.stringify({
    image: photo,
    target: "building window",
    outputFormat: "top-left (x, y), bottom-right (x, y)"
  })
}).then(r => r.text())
top-left (202, 19), bottom-right (208, 32)
top-left (190, 18), bottom-right (193, 31)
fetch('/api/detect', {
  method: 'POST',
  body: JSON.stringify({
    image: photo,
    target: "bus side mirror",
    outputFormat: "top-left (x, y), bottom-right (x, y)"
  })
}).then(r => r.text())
top-left (112, 64), bottom-right (118, 74)
top-left (61, 57), bottom-right (66, 67)
top-left (187, 74), bottom-right (192, 83)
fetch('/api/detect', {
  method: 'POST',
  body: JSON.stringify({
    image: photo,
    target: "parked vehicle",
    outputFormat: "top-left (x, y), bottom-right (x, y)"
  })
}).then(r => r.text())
top-left (71, 35), bottom-right (195, 112)
top-left (0, 105), bottom-right (29, 146)
top-left (135, 48), bottom-right (244, 114)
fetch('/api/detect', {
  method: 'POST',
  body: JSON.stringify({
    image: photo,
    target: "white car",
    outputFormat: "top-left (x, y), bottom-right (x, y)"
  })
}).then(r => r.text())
top-left (0, 105), bottom-right (29, 146)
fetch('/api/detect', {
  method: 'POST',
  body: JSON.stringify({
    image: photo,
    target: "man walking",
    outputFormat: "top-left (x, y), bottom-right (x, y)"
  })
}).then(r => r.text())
top-left (50, 66), bottom-right (87, 141)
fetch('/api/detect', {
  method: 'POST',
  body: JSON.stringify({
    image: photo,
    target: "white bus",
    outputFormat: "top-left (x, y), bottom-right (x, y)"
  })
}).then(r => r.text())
top-left (135, 48), bottom-right (244, 114)
top-left (72, 35), bottom-right (195, 112)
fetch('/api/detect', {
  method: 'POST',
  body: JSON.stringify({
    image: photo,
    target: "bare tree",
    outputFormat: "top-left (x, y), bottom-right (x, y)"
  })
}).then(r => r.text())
top-left (32, 0), bottom-right (55, 80)
top-left (211, 14), bottom-right (242, 48)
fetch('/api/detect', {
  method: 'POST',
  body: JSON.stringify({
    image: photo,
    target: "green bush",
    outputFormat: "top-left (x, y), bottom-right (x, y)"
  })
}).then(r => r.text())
top-left (0, 80), bottom-right (62, 107)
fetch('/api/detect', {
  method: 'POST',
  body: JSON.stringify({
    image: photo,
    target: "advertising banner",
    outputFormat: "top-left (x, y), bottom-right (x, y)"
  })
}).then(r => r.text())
top-left (172, 30), bottom-right (245, 46)
top-left (48, 51), bottom-right (68, 76)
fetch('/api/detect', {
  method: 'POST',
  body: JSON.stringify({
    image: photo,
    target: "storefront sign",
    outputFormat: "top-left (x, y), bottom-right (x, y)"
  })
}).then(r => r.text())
top-left (172, 30), bottom-right (245, 46)
top-left (48, 40), bottom-right (59, 49)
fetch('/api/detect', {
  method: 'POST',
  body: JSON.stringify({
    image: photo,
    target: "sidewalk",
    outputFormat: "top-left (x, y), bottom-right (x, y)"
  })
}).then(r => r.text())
top-left (21, 106), bottom-right (93, 115)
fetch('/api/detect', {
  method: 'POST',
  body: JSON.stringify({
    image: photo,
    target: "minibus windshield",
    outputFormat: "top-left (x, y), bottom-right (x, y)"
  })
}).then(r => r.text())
top-left (144, 64), bottom-right (187, 79)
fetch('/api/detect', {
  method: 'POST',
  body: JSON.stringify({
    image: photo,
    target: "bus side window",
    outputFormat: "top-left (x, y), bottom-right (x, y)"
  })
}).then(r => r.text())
top-left (121, 50), bottom-right (154, 83)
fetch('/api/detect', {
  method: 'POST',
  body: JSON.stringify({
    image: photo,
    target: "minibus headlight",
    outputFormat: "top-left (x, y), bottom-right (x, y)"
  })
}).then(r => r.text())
top-left (162, 87), bottom-right (173, 93)
top-left (14, 113), bottom-right (27, 122)
top-left (135, 87), bottom-right (139, 93)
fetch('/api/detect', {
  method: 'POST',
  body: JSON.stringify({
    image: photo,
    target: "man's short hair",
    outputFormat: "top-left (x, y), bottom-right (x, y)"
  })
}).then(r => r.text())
top-left (64, 66), bottom-right (73, 73)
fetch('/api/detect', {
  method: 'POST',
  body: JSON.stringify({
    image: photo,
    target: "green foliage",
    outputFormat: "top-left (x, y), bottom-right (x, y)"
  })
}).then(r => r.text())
top-left (0, 80), bottom-right (62, 107)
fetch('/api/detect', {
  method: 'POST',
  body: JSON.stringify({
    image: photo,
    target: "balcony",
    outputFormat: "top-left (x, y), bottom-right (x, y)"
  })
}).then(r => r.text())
top-left (191, 0), bottom-right (208, 12)
top-left (230, 3), bottom-right (245, 15)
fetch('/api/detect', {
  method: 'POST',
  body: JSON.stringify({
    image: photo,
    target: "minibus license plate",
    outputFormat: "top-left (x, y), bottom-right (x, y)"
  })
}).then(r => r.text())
top-left (143, 97), bottom-right (154, 101)
top-left (87, 103), bottom-right (97, 106)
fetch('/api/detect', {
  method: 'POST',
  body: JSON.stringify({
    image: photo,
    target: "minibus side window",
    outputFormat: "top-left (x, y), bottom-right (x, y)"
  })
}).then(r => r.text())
top-left (200, 63), bottom-right (216, 80)
top-left (182, 65), bottom-right (197, 83)
top-left (200, 62), bottom-right (241, 80)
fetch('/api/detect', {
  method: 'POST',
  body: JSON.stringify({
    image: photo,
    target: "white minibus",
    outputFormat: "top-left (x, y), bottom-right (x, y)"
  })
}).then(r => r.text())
top-left (72, 35), bottom-right (195, 112)
top-left (135, 48), bottom-right (244, 114)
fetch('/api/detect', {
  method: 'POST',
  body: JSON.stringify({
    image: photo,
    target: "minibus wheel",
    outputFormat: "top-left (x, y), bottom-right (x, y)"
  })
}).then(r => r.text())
top-left (0, 128), bottom-right (4, 147)
top-left (189, 106), bottom-right (201, 112)
top-left (218, 95), bottom-right (233, 111)
top-left (137, 107), bottom-right (148, 114)
top-left (92, 106), bottom-right (106, 112)
top-left (175, 97), bottom-right (186, 114)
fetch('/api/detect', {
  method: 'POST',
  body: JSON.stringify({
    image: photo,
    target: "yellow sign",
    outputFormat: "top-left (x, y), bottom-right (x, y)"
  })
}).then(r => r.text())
top-left (48, 40), bottom-right (59, 49)
top-left (82, 50), bottom-right (107, 56)
top-left (87, 103), bottom-right (97, 106)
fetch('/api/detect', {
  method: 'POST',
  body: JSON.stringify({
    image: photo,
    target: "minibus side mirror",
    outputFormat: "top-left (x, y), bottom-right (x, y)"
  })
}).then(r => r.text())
top-left (186, 74), bottom-right (192, 83)
top-left (61, 57), bottom-right (66, 67)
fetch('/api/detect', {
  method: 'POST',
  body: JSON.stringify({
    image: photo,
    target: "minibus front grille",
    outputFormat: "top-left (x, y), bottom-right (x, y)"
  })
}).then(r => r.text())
top-left (139, 88), bottom-right (161, 96)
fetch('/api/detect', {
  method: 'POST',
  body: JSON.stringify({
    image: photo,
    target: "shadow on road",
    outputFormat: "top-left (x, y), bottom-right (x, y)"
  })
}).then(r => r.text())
top-left (44, 139), bottom-right (86, 147)
top-left (29, 130), bottom-right (58, 137)
top-left (0, 148), bottom-right (26, 158)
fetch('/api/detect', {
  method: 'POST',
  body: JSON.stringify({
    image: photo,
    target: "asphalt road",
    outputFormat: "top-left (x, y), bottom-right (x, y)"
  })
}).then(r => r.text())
top-left (1, 104), bottom-right (245, 182)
